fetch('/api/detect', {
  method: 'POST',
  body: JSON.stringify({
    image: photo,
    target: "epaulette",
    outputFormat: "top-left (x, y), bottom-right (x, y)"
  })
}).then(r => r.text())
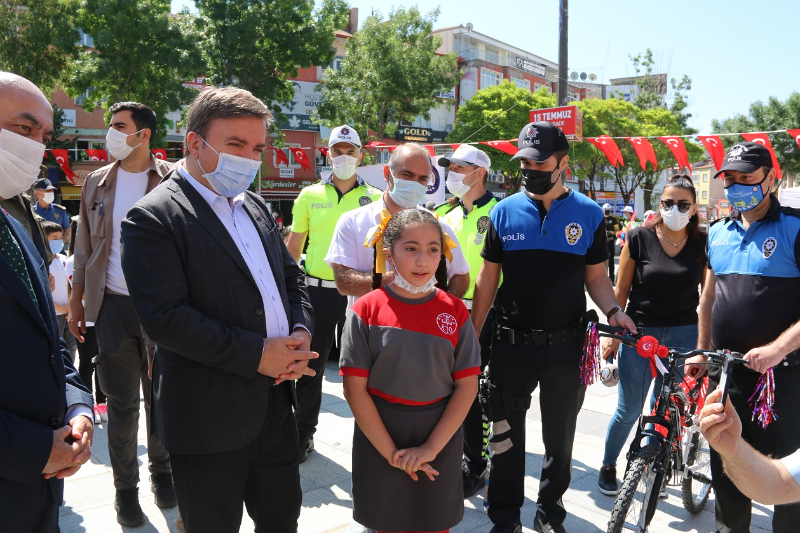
top-left (709, 217), bottom-right (727, 227)
top-left (53, 203), bottom-right (66, 209)
top-left (780, 206), bottom-right (800, 218)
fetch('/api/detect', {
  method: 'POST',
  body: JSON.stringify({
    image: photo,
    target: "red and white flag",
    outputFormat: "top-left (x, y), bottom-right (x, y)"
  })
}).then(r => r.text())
top-left (740, 133), bottom-right (782, 180)
top-left (788, 129), bottom-right (800, 150)
top-left (151, 149), bottom-right (168, 160)
top-left (288, 147), bottom-right (312, 171)
top-left (658, 136), bottom-right (692, 173)
top-left (480, 140), bottom-right (518, 156)
top-left (698, 135), bottom-right (726, 172)
top-left (48, 149), bottom-right (78, 184)
top-left (84, 149), bottom-right (108, 162)
top-left (625, 137), bottom-right (658, 172)
top-left (585, 136), bottom-right (625, 168)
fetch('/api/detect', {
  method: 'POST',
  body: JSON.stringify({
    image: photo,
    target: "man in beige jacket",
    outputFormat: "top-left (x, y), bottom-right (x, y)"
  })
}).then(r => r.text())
top-left (69, 101), bottom-right (175, 527)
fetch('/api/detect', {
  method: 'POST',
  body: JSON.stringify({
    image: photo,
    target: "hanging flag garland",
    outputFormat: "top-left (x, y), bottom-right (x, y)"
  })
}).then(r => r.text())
top-left (625, 137), bottom-right (658, 171)
top-left (288, 147), bottom-right (312, 171)
top-left (84, 149), bottom-right (109, 162)
top-left (151, 149), bottom-right (168, 160)
top-left (740, 133), bottom-right (783, 180)
top-left (47, 149), bottom-right (78, 185)
top-left (658, 136), bottom-right (692, 173)
top-left (697, 135), bottom-right (726, 171)
top-left (584, 136), bottom-right (625, 167)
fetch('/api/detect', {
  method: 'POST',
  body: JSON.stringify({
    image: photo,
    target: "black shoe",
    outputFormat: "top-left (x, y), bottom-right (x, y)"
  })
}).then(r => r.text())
top-left (598, 464), bottom-right (620, 496)
top-left (462, 461), bottom-right (488, 498)
top-left (534, 514), bottom-right (567, 533)
top-left (114, 488), bottom-right (145, 527)
top-left (489, 523), bottom-right (522, 533)
top-left (151, 473), bottom-right (177, 508)
top-left (299, 436), bottom-right (314, 464)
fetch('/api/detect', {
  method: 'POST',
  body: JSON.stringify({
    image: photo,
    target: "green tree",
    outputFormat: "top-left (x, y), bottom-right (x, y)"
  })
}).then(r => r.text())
top-left (712, 92), bottom-right (800, 184)
top-left (572, 99), bottom-right (613, 200)
top-left (0, 0), bottom-right (79, 95)
top-left (197, 0), bottom-right (348, 118)
top-left (66, 0), bottom-right (204, 146)
top-left (629, 48), bottom-right (696, 134)
top-left (446, 82), bottom-right (556, 193)
top-left (46, 104), bottom-right (76, 150)
top-left (316, 6), bottom-right (460, 143)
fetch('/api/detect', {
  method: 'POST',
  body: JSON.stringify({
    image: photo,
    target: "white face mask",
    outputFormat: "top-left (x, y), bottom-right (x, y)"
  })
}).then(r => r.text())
top-left (106, 126), bottom-right (143, 161)
top-left (388, 172), bottom-right (428, 208)
top-left (331, 154), bottom-right (358, 180)
top-left (389, 256), bottom-right (437, 294)
top-left (0, 129), bottom-right (45, 199)
top-left (445, 167), bottom-right (480, 198)
top-left (198, 137), bottom-right (262, 197)
top-left (660, 204), bottom-right (692, 231)
top-left (43, 191), bottom-right (55, 204)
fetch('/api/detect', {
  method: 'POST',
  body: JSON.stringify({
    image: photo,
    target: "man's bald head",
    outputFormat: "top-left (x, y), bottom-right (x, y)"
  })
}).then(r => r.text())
top-left (0, 71), bottom-right (54, 145)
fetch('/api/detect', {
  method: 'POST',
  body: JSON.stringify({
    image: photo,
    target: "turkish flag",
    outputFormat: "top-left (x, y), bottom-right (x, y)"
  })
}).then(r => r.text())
top-left (788, 129), bottom-right (800, 150)
top-left (585, 136), bottom-right (624, 167)
top-left (365, 141), bottom-right (387, 148)
top-left (84, 149), bottom-right (108, 162)
top-left (450, 144), bottom-right (460, 151)
top-left (480, 140), bottom-right (518, 156)
top-left (698, 135), bottom-right (726, 172)
top-left (658, 136), bottom-right (692, 173)
top-left (424, 145), bottom-right (435, 157)
top-left (625, 137), bottom-right (658, 171)
top-left (151, 149), bottom-right (168, 160)
top-left (741, 133), bottom-right (783, 180)
top-left (288, 147), bottom-right (312, 171)
top-left (48, 149), bottom-right (78, 184)
top-left (316, 147), bottom-right (329, 158)
top-left (272, 148), bottom-right (289, 167)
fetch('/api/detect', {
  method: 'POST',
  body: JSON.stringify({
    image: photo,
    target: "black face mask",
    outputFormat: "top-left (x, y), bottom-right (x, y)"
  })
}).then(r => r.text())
top-left (521, 158), bottom-right (563, 196)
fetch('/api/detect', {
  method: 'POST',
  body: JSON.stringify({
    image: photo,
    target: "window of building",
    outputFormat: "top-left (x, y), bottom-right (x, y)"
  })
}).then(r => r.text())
top-left (511, 77), bottom-right (531, 91)
top-left (412, 116), bottom-right (431, 128)
top-left (702, 173), bottom-right (708, 182)
top-left (484, 47), bottom-right (500, 64)
top-left (481, 68), bottom-right (502, 89)
top-left (78, 29), bottom-right (94, 48)
top-left (74, 89), bottom-right (93, 106)
top-left (534, 83), bottom-right (545, 92)
top-left (567, 92), bottom-right (580, 102)
top-left (330, 57), bottom-right (343, 72)
top-left (702, 190), bottom-right (708, 199)
top-left (273, 143), bottom-right (301, 168)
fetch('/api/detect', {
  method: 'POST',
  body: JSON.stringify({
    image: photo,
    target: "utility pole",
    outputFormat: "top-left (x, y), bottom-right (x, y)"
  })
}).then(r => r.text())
top-left (558, 0), bottom-right (568, 106)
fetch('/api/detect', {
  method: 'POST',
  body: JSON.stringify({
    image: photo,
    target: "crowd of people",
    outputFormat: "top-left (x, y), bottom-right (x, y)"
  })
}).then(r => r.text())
top-left (3, 68), bottom-right (800, 533)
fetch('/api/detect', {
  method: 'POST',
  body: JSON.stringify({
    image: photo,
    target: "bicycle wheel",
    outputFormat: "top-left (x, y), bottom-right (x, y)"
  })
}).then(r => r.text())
top-left (681, 432), bottom-right (712, 513)
top-left (608, 445), bottom-right (663, 533)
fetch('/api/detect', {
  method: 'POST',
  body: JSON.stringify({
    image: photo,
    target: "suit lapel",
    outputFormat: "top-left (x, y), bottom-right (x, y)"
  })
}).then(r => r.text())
top-left (168, 177), bottom-right (257, 287)
top-left (0, 211), bottom-right (49, 335)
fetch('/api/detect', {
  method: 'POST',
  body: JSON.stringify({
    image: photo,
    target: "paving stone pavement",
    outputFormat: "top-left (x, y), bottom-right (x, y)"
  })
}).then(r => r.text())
top-left (60, 292), bottom-right (773, 532)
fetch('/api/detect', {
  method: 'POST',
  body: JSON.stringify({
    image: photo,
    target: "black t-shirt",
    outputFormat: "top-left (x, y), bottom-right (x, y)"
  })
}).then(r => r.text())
top-left (624, 225), bottom-right (707, 328)
top-left (604, 214), bottom-right (619, 241)
top-left (481, 190), bottom-right (607, 331)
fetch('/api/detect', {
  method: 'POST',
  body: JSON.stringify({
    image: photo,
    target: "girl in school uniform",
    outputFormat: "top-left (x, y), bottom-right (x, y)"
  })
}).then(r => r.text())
top-left (340, 208), bottom-right (480, 533)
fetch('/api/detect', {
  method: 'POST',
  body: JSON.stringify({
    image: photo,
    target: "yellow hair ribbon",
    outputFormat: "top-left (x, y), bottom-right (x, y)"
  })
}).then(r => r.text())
top-left (364, 209), bottom-right (393, 274)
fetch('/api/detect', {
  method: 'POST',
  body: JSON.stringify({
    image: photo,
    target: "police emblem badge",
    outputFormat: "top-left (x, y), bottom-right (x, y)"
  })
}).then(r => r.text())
top-left (565, 222), bottom-right (582, 245)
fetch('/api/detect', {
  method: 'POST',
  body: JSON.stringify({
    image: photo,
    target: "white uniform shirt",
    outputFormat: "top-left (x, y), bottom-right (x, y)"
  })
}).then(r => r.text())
top-left (49, 253), bottom-right (69, 313)
top-left (324, 196), bottom-right (470, 308)
top-left (780, 448), bottom-right (800, 488)
top-left (106, 168), bottom-right (149, 294)
top-left (179, 164), bottom-right (290, 338)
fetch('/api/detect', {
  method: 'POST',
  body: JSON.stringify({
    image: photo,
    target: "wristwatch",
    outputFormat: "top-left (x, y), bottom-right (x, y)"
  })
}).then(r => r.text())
top-left (606, 305), bottom-right (622, 320)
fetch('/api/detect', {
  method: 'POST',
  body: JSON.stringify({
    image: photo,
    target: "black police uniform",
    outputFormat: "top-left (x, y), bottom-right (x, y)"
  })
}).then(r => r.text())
top-left (707, 195), bottom-right (800, 533)
top-left (481, 189), bottom-right (607, 527)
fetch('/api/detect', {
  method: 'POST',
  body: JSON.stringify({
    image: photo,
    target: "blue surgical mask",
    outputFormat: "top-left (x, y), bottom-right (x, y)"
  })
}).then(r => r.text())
top-left (198, 137), bottom-right (262, 197)
top-left (388, 172), bottom-right (428, 208)
top-left (724, 174), bottom-right (767, 213)
top-left (49, 239), bottom-right (63, 254)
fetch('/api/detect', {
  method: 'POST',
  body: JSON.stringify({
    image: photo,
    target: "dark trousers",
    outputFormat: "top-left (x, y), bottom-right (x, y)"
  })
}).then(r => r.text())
top-left (56, 313), bottom-right (77, 362)
top-left (0, 477), bottom-right (60, 533)
top-left (462, 308), bottom-right (495, 473)
top-left (606, 240), bottom-right (616, 281)
top-left (486, 336), bottom-right (586, 527)
top-left (709, 365), bottom-right (800, 533)
top-left (76, 325), bottom-right (105, 404)
top-left (95, 293), bottom-right (170, 490)
top-left (295, 284), bottom-right (347, 442)
top-left (171, 385), bottom-right (301, 533)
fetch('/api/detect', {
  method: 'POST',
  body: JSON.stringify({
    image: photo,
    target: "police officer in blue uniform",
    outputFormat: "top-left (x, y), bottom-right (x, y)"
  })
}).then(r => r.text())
top-left (471, 122), bottom-right (637, 533)
top-left (686, 141), bottom-right (800, 533)
top-left (33, 178), bottom-right (70, 244)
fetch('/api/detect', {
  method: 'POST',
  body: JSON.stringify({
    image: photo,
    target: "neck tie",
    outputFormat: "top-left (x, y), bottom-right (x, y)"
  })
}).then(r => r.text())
top-left (0, 216), bottom-right (40, 307)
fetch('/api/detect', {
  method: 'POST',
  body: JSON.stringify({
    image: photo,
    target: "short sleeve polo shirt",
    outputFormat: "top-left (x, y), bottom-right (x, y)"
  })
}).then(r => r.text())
top-left (708, 195), bottom-right (800, 353)
top-left (481, 190), bottom-right (607, 331)
top-left (33, 203), bottom-right (70, 230)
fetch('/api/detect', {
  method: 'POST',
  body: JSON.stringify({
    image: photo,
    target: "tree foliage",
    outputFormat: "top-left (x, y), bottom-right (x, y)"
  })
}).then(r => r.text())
top-left (66, 0), bottom-right (204, 146)
top-left (0, 0), bottom-right (79, 95)
top-left (316, 6), bottom-right (460, 142)
top-left (196, 0), bottom-right (348, 118)
top-left (712, 92), bottom-right (800, 181)
top-left (46, 104), bottom-right (76, 151)
top-left (447, 82), bottom-right (556, 193)
top-left (629, 48), bottom-right (696, 134)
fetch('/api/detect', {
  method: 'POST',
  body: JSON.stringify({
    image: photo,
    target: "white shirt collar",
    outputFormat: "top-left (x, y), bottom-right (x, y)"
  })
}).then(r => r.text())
top-left (178, 162), bottom-right (245, 214)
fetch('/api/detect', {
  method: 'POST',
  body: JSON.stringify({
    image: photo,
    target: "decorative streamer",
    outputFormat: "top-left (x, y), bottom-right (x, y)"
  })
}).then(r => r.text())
top-left (581, 322), bottom-right (601, 385)
top-left (749, 368), bottom-right (777, 429)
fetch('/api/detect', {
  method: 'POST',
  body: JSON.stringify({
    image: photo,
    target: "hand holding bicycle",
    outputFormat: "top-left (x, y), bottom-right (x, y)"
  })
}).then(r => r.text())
top-left (699, 387), bottom-right (742, 458)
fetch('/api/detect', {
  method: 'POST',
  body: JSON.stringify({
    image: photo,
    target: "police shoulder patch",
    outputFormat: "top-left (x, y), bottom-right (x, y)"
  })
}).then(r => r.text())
top-left (762, 237), bottom-right (777, 259)
top-left (477, 215), bottom-right (490, 234)
top-left (359, 196), bottom-right (372, 206)
top-left (565, 222), bottom-right (582, 245)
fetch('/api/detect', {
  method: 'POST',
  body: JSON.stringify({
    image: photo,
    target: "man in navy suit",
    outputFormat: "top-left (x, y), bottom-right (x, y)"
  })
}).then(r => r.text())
top-left (0, 71), bottom-right (95, 532)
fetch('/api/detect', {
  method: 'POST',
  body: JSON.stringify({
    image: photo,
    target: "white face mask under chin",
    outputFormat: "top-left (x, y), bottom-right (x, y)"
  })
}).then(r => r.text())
top-left (0, 129), bottom-right (46, 199)
top-left (389, 258), bottom-right (437, 294)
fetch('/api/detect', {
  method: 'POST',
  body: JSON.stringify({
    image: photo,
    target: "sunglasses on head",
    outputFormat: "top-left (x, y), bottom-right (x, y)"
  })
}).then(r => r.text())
top-left (660, 199), bottom-right (694, 213)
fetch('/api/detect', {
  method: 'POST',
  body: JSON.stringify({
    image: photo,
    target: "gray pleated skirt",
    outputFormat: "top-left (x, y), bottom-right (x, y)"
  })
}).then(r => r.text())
top-left (351, 395), bottom-right (463, 532)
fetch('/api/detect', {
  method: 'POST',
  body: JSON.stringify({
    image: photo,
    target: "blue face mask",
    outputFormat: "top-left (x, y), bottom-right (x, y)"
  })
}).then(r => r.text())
top-left (197, 137), bottom-right (262, 197)
top-left (49, 239), bottom-right (63, 254)
top-left (724, 174), bottom-right (767, 212)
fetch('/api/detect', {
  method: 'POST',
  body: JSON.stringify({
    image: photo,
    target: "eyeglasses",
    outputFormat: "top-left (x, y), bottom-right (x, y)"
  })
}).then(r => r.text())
top-left (660, 199), bottom-right (694, 213)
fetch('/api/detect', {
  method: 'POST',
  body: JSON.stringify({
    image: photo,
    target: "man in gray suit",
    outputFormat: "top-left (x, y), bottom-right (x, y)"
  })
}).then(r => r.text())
top-left (120, 86), bottom-right (316, 533)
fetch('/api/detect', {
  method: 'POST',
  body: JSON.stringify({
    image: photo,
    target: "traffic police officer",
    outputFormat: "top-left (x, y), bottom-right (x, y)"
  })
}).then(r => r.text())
top-left (685, 141), bottom-right (800, 533)
top-left (33, 177), bottom-right (70, 244)
top-left (287, 125), bottom-right (381, 462)
top-left (436, 144), bottom-right (499, 498)
top-left (471, 121), bottom-right (636, 533)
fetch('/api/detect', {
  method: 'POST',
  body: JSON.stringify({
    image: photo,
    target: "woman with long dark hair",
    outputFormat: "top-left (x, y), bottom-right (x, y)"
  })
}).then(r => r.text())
top-left (597, 175), bottom-right (708, 496)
